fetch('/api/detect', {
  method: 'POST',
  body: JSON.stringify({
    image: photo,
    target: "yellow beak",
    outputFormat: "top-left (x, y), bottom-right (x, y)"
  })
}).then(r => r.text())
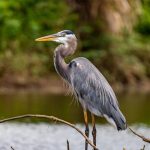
top-left (35, 34), bottom-right (57, 42)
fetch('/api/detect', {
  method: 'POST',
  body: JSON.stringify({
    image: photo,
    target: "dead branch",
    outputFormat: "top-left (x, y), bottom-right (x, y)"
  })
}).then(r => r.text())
top-left (67, 140), bottom-right (70, 150)
top-left (129, 127), bottom-right (150, 143)
top-left (141, 145), bottom-right (145, 150)
top-left (0, 114), bottom-right (98, 150)
top-left (11, 146), bottom-right (15, 150)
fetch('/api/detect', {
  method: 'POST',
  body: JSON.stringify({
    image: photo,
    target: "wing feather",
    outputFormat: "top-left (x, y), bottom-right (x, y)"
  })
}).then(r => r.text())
top-left (68, 57), bottom-right (126, 130)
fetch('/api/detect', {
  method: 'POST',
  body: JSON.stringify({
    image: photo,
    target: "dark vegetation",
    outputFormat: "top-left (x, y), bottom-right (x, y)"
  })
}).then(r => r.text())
top-left (0, 0), bottom-right (150, 90)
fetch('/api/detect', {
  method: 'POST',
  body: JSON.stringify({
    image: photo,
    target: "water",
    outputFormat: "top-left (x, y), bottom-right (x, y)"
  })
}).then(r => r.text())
top-left (0, 123), bottom-right (149, 150)
top-left (0, 93), bottom-right (149, 150)
top-left (0, 93), bottom-right (149, 124)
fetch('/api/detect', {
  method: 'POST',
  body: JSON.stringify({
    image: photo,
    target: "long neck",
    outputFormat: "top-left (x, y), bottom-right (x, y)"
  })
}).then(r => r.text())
top-left (53, 39), bottom-right (77, 82)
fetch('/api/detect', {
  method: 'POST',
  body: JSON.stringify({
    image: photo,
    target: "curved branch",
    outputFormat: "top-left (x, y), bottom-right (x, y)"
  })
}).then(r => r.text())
top-left (129, 127), bottom-right (150, 143)
top-left (0, 114), bottom-right (98, 150)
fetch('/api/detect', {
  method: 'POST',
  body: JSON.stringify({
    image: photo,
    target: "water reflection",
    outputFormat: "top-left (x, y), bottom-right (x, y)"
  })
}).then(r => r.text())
top-left (0, 93), bottom-right (149, 125)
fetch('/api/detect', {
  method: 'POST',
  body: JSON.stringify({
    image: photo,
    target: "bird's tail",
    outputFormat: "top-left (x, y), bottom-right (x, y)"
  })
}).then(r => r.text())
top-left (112, 108), bottom-right (127, 131)
top-left (104, 107), bottom-right (127, 131)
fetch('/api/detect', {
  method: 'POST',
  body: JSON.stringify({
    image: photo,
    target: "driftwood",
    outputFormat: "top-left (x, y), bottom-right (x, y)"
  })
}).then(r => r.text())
top-left (129, 127), bottom-right (150, 143)
top-left (11, 146), bottom-right (15, 150)
top-left (0, 114), bottom-right (98, 150)
top-left (67, 140), bottom-right (70, 150)
top-left (141, 145), bottom-right (145, 150)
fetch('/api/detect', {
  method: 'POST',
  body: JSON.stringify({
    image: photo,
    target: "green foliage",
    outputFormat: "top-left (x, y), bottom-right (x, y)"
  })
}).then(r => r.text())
top-left (0, 0), bottom-right (78, 77)
top-left (0, 0), bottom-right (77, 52)
top-left (135, 0), bottom-right (150, 36)
top-left (0, 51), bottom-right (50, 77)
top-left (0, 0), bottom-right (149, 86)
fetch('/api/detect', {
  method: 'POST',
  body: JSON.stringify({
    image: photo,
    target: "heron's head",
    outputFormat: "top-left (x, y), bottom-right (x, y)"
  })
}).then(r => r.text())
top-left (35, 30), bottom-right (76, 45)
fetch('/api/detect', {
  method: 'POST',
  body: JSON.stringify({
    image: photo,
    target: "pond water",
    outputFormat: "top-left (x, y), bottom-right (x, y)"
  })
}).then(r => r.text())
top-left (0, 123), bottom-right (149, 150)
top-left (0, 93), bottom-right (149, 125)
top-left (0, 93), bottom-right (149, 150)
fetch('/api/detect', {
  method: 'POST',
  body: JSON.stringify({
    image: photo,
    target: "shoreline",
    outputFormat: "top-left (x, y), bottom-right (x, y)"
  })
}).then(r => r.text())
top-left (0, 75), bottom-right (149, 94)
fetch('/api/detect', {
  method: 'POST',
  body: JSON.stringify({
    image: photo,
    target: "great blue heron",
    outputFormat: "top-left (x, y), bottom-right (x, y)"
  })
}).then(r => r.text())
top-left (35, 30), bottom-right (127, 150)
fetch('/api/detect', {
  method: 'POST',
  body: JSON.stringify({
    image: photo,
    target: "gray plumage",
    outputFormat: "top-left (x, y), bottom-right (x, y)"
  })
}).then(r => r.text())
top-left (68, 57), bottom-right (126, 130)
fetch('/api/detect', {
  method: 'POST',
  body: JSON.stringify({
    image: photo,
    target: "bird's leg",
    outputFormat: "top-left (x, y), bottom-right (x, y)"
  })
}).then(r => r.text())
top-left (91, 114), bottom-right (96, 149)
top-left (84, 110), bottom-right (89, 150)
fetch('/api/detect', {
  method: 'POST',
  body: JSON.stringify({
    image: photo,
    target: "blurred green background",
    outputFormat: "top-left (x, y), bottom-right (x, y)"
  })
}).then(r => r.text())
top-left (0, 0), bottom-right (150, 91)
top-left (0, 0), bottom-right (149, 126)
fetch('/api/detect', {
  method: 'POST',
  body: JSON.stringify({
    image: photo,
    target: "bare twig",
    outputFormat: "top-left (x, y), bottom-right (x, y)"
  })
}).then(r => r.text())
top-left (0, 114), bottom-right (98, 150)
top-left (67, 140), bottom-right (70, 150)
top-left (141, 145), bottom-right (145, 150)
top-left (129, 127), bottom-right (150, 143)
top-left (11, 146), bottom-right (15, 150)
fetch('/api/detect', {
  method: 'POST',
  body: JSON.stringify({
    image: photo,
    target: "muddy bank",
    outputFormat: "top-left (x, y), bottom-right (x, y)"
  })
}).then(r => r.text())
top-left (0, 75), bottom-right (149, 94)
top-left (0, 75), bottom-right (66, 94)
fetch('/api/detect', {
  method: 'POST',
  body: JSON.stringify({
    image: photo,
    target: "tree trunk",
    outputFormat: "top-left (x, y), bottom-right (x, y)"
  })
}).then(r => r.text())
top-left (67, 0), bottom-right (141, 34)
